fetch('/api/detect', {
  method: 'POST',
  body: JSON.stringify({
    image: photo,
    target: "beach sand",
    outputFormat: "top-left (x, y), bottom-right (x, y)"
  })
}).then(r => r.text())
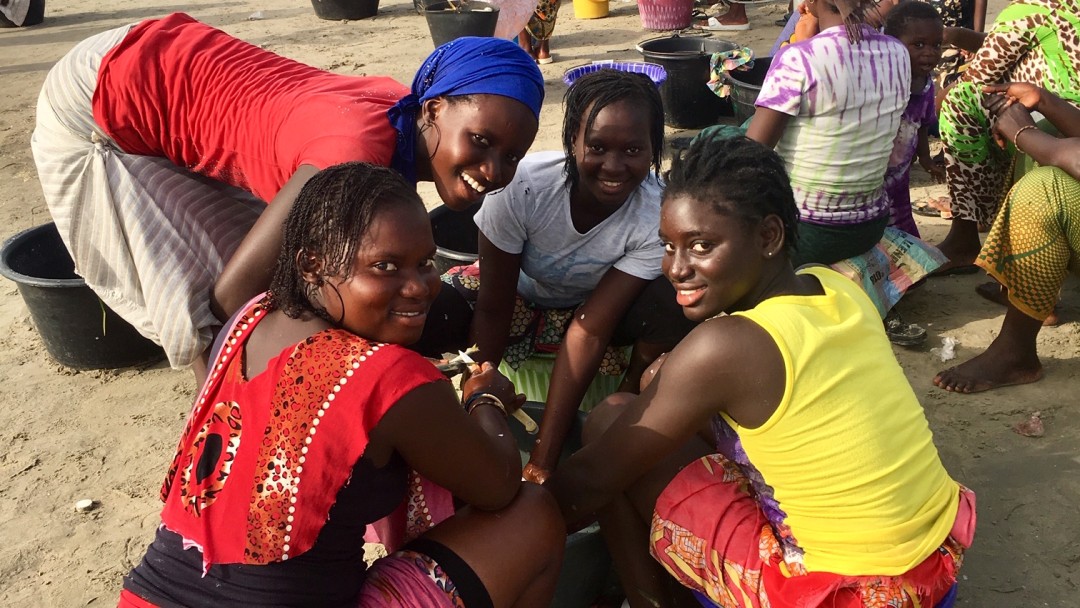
top-left (1, 0), bottom-right (1077, 604)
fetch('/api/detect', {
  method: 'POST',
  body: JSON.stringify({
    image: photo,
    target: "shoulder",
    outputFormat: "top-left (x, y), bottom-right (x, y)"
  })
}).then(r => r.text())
top-left (484, 152), bottom-right (568, 212)
top-left (671, 314), bottom-right (777, 370)
top-left (292, 331), bottom-right (441, 380)
top-left (511, 151), bottom-right (568, 188)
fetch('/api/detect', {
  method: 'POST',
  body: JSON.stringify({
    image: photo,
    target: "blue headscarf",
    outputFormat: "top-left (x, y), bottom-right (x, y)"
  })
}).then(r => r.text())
top-left (388, 37), bottom-right (545, 184)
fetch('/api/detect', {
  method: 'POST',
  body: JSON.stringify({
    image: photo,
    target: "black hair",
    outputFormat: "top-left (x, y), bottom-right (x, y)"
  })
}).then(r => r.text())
top-left (561, 69), bottom-right (665, 188)
top-left (267, 162), bottom-right (423, 320)
top-left (884, 0), bottom-right (944, 38)
top-left (664, 134), bottom-right (799, 253)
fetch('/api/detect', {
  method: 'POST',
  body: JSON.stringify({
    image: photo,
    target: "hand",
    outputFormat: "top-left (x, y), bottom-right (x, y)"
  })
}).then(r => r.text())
top-left (984, 82), bottom-right (1043, 111)
top-left (989, 100), bottom-right (1037, 149)
top-left (462, 362), bottom-right (525, 413)
top-left (922, 161), bottom-right (947, 184)
top-left (522, 462), bottom-right (550, 485)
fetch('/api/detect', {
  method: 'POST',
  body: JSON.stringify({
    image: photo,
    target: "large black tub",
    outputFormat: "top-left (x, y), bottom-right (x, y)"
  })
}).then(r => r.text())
top-left (638, 34), bottom-right (738, 129)
top-left (0, 223), bottom-right (165, 369)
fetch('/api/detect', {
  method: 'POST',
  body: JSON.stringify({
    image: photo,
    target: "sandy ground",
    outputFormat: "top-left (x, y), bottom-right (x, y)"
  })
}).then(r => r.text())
top-left (1, 0), bottom-right (1078, 605)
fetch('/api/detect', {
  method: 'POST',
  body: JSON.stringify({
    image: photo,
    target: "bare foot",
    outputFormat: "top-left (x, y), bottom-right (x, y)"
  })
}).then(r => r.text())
top-left (934, 349), bottom-right (1043, 393)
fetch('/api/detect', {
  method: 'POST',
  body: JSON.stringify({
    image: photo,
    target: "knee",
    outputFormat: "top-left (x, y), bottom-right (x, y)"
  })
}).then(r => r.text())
top-left (510, 483), bottom-right (566, 555)
top-left (582, 393), bottom-right (634, 445)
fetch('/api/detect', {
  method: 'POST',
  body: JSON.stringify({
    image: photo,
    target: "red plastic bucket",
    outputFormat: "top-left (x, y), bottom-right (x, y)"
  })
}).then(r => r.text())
top-left (638, 0), bottom-right (692, 30)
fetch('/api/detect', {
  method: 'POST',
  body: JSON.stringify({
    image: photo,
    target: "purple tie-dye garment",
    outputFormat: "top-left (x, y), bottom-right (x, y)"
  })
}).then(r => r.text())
top-left (756, 26), bottom-right (911, 225)
top-left (884, 79), bottom-right (937, 237)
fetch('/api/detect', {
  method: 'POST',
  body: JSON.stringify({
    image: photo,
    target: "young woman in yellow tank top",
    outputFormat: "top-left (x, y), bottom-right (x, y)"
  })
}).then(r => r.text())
top-left (547, 134), bottom-right (975, 608)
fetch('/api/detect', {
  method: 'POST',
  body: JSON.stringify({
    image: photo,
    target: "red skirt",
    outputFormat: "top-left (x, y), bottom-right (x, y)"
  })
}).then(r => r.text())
top-left (650, 454), bottom-right (975, 608)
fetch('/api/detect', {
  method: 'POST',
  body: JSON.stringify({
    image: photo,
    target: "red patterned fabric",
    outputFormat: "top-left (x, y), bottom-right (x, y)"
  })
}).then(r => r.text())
top-left (650, 454), bottom-right (975, 608)
top-left (158, 295), bottom-right (446, 569)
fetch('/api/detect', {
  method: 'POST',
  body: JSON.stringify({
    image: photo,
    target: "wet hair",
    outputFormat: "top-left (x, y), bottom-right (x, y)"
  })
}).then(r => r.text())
top-left (664, 134), bottom-right (799, 253)
top-left (884, 0), bottom-right (944, 38)
top-left (561, 69), bottom-right (665, 189)
top-left (267, 162), bottom-right (423, 320)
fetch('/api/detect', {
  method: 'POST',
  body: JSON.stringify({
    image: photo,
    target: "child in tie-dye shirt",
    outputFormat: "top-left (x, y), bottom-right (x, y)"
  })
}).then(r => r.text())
top-left (747, 0), bottom-right (910, 266)
top-left (883, 1), bottom-right (947, 237)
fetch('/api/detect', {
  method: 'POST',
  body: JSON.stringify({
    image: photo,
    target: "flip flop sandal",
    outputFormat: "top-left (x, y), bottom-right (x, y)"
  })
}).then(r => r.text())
top-left (975, 280), bottom-right (1008, 306)
top-left (912, 196), bottom-right (954, 219)
top-left (932, 263), bottom-right (981, 276)
top-left (884, 313), bottom-right (927, 347)
top-left (693, 15), bottom-right (750, 30)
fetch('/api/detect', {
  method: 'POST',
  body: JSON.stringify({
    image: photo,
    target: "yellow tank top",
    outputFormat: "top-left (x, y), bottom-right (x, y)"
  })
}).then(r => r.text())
top-left (725, 266), bottom-right (958, 576)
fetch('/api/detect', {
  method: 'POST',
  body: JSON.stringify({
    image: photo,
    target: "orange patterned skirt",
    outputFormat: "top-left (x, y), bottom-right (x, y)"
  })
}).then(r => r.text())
top-left (650, 454), bottom-right (975, 608)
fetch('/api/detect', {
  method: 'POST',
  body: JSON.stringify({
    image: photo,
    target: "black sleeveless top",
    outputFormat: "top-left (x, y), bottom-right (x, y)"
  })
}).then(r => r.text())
top-left (124, 453), bottom-right (408, 607)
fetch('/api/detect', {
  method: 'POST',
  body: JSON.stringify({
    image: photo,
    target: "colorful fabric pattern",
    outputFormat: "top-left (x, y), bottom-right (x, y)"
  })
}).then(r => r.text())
top-left (885, 79), bottom-right (937, 237)
top-left (650, 454), bottom-right (974, 608)
top-left (359, 551), bottom-right (468, 608)
top-left (976, 166), bottom-right (1080, 321)
top-left (939, 0), bottom-right (1080, 224)
top-left (525, 0), bottom-right (560, 40)
top-left (707, 47), bottom-right (756, 98)
top-left (756, 26), bottom-right (911, 225)
top-left (441, 263), bottom-right (629, 375)
top-left (830, 227), bottom-right (948, 318)
top-left (158, 294), bottom-right (447, 569)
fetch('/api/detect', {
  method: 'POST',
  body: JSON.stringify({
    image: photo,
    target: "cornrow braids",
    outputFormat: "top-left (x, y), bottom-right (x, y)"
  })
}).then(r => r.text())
top-left (884, 0), bottom-right (943, 38)
top-left (267, 162), bottom-right (423, 320)
top-left (561, 69), bottom-right (665, 189)
top-left (664, 134), bottom-right (799, 254)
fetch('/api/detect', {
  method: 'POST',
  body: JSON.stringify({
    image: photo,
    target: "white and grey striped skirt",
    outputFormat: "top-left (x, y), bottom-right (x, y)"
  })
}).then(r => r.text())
top-left (30, 24), bottom-right (264, 369)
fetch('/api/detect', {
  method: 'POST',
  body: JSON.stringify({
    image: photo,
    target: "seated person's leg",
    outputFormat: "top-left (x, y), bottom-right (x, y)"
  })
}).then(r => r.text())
top-left (935, 167), bottom-right (1080, 393)
top-left (581, 394), bottom-right (713, 608)
top-left (790, 215), bottom-right (889, 267)
top-left (369, 483), bottom-right (564, 608)
top-left (612, 277), bottom-right (698, 393)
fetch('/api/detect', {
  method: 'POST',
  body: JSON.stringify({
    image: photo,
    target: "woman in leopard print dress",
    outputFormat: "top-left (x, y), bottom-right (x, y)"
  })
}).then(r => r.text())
top-left (934, 0), bottom-right (1080, 271)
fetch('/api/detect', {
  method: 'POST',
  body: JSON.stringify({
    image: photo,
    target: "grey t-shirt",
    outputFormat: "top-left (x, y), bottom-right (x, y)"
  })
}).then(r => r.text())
top-left (475, 151), bottom-right (664, 309)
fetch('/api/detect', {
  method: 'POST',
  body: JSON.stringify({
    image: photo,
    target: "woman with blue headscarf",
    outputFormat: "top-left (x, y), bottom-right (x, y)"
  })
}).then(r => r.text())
top-left (31, 13), bottom-right (544, 379)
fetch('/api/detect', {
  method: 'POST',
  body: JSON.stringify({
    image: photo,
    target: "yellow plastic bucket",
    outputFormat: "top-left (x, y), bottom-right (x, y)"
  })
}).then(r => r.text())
top-left (573, 0), bottom-right (609, 19)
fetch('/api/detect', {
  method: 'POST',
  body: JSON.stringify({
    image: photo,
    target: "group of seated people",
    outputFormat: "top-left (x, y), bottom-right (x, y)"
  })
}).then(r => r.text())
top-left (29, 0), bottom-right (1078, 605)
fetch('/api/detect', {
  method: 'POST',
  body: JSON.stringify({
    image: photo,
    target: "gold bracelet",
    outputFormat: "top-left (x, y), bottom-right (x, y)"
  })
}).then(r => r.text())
top-left (463, 392), bottom-right (508, 417)
top-left (1012, 124), bottom-right (1038, 151)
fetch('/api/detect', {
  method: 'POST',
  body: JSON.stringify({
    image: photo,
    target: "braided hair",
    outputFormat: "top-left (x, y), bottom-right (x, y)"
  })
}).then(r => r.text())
top-left (884, 0), bottom-right (943, 38)
top-left (664, 134), bottom-right (799, 254)
top-left (267, 162), bottom-right (423, 320)
top-left (561, 69), bottom-right (665, 189)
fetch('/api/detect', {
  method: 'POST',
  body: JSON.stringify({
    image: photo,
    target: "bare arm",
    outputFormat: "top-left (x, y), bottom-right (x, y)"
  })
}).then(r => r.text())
top-left (211, 164), bottom-right (321, 321)
top-left (469, 234), bottom-right (522, 366)
top-left (371, 367), bottom-right (523, 510)
top-left (971, 0), bottom-right (987, 33)
top-left (524, 269), bottom-right (650, 483)
top-left (916, 125), bottom-right (946, 182)
top-left (745, 107), bottom-right (791, 149)
top-left (942, 27), bottom-right (987, 54)
top-left (986, 90), bottom-right (1080, 181)
top-left (547, 317), bottom-right (786, 524)
top-left (983, 84), bottom-right (1080, 139)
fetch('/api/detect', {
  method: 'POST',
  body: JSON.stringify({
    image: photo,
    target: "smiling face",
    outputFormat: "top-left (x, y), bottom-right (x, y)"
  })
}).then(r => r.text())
top-left (419, 94), bottom-right (538, 211)
top-left (897, 18), bottom-right (944, 80)
top-left (571, 100), bottom-right (655, 211)
top-left (315, 201), bottom-right (441, 345)
top-left (660, 194), bottom-right (772, 321)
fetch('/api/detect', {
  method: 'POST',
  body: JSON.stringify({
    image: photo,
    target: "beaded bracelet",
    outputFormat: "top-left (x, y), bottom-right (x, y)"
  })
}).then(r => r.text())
top-left (463, 391), bottom-right (508, 417)
top-left (1012, 124), bottom-right (1038, 151)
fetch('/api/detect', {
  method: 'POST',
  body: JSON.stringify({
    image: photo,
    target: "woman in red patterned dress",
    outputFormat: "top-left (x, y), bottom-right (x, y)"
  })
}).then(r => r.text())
top-left (118, 162), bottom-right (564, 608)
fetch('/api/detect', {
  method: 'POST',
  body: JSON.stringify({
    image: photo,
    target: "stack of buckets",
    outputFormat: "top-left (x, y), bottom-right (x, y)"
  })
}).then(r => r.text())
top-left (573, 0), bottom-right (609, 19)
top-left (638, 0), bottom-right (693, 30)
